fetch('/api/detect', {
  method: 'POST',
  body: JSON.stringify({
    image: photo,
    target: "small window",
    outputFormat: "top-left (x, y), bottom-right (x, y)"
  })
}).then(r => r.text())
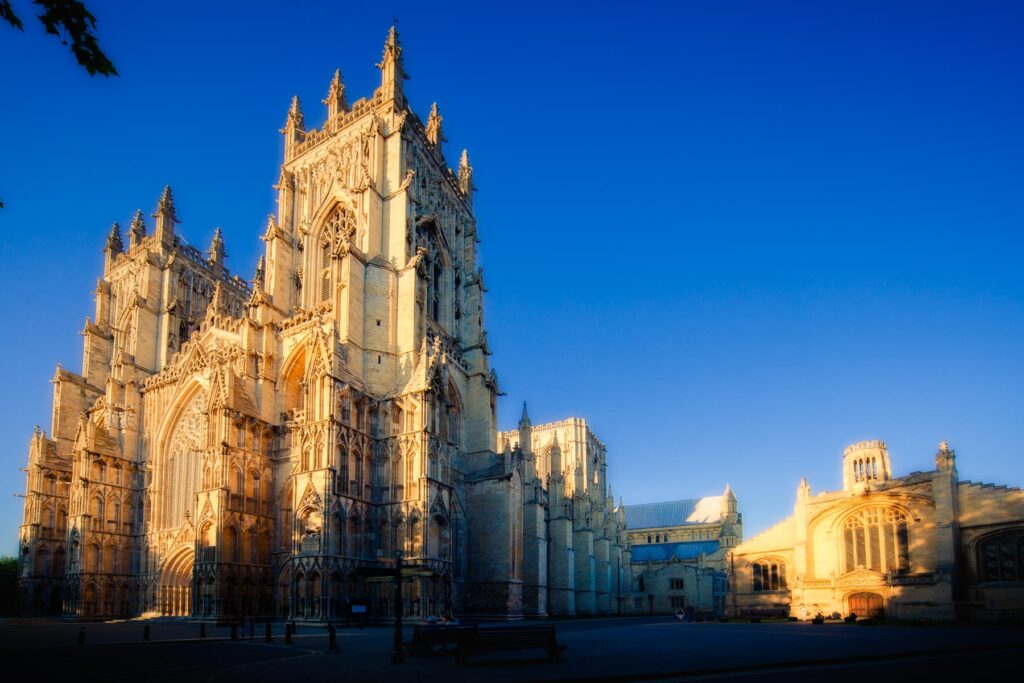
top-left (671, 597), bottom-right (686, 608)
top-left (670, 578), bottom-right (685, 590)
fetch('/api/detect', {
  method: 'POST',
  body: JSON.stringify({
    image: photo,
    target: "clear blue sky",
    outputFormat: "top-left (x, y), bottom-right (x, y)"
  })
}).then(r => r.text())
top-left (1, 1), bottom-right (1022, 554)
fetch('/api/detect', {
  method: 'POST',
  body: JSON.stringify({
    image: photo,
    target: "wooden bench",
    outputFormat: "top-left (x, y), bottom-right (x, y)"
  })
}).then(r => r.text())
top-left (405, 625), bottom-right (475, 657)
top-left (457, 625), bottom-right (566, 664)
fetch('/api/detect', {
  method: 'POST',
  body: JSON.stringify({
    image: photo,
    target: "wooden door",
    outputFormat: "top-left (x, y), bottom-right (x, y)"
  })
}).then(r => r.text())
top-left (848, 592), bottom-right (884, 617)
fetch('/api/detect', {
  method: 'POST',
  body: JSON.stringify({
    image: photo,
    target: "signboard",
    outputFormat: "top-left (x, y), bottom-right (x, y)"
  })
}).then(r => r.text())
top-left (351, 604), bottom-right (367, 614)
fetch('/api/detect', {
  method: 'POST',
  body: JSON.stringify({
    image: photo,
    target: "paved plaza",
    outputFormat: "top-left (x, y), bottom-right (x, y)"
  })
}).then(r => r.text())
top-left (0, 617), bottom-right (1020, 681)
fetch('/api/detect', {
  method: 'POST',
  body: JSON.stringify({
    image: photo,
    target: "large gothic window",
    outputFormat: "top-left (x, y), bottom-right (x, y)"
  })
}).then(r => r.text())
top-left (752, 559), bottom-right (786, 592)
top-left (978, 529), bottom-right (1024, 583)
top-left (842, 507), bottom-right (909, 574)
top-left (161, 389), bottom-right (208, 529)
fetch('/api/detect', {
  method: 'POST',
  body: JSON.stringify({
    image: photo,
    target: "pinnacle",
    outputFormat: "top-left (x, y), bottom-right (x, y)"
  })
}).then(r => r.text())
top-left (106, 222), bottom-right (123, 252)
top-left (129, 209), bottom-right (146, 237)
top-left (459, 149), bottom-right (471, 168)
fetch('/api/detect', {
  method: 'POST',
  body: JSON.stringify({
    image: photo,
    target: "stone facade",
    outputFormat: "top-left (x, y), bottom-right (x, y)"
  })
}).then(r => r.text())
top-left (727, 440), bottom-right (1024, 621)
top-left (622, 489), bottom-right (739, 617)
top-left (16, 29), bottom-right (528, 621)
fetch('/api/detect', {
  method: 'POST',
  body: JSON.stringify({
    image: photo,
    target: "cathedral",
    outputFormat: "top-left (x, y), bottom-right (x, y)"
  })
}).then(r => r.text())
top-left (16, 28), bottom-right (628, 622)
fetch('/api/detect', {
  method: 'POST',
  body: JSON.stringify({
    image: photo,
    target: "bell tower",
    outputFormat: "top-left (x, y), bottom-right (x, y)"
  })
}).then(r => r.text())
top-left (842, 440), bottom-right (892, 490)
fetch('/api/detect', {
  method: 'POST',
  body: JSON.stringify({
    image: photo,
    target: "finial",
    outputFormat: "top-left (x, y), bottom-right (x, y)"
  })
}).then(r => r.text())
top-left (323, 69), bottom-right (347, 116)
top-left (425, 102), bottom-right (445, 146)
top-left (129, 209), bottom-right (146, 243)
top-left (285, 95), bottom-right (304, 129)
top-left (208, 227), bottom-right (226, 264)
top-left (153, 185), bottom-right (178, 223)
top-left (208, 281), bottom-right (227, 315)
top-left (105, 222), bottom-right (123, 254)
top-left (253, 255), bottom-right (266, 289)
top-left (458, 149), bottom-right (474, 196)
top-left (519, 401), bottom-right (531, 426)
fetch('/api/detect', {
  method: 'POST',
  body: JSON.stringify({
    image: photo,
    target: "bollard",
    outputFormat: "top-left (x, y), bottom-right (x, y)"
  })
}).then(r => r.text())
top-left (284, 622), bottom-right (293, 645)
top-left (328, 623), bottom-right (337, 652)
top-left (78, 626), bottom-right (85, 645)
top-left (231, 622), bottom-right (238, 641)
top-left (264, 622), bottom-right (272, 643)
top-left (200, 623), bottom-right (206, 639)
top-left (143, 624), bottom-right (150, 641)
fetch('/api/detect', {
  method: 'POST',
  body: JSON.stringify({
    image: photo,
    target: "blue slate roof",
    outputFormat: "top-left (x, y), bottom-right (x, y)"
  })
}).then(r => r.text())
top-left (631, 540), bottom-right (721, 562)
top-left (623, 497), bottom-right (722, 530)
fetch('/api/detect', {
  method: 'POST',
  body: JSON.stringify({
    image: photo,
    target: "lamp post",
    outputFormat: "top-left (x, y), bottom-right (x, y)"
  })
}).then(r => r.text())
top-left (391, 549), bottom-right (404, 664)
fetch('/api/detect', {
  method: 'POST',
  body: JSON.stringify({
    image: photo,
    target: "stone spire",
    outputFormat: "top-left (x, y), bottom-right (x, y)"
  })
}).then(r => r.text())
top-left (377, 25), bottom-right (406, 102)
top-left (153, 185), bottom-right (178, 246)
top-left (105, 222), bottom-right (123, 254)
top-left (425, 102), bottom-right (445, 146)
top-left (128, 209), bottom-right (146, 248)
top-left (458, 149), bottom-right (474, 198)
top-left (253, 255), bottom-right (266, 290)
top-left (208, 227), bottom-right (227, 265)
top-left (323, 69), bottom-right (347, 119)
top-left (281, 95), bottom-right (306, 156)
top-left (518, 401), bottom-right (533, 457)
top-left (104, 222), bottom-right (122, 272)
top-left (206, 281), bottom-right (228, 318)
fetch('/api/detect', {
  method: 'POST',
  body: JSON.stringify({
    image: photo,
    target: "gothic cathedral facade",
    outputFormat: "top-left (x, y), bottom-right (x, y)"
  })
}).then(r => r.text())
top-left (16, 29), bottom-right (567, 621)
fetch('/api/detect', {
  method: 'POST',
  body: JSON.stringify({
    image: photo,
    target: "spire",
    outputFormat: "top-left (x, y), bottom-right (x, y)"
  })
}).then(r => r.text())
top-left (253, 255), bottom-right (266, 290)
top-left (281, 96), bottom-right (306, 156)
top-left (323, 69), bottom-right (347, 119)
top-left (377, 24), bottom-right (406, 101)
top-left (425, 102), bottom-right (445, 146)
top-left (105, 222), bottom-right (123, 254)
top-left (458, 149), bottom-right (474, 198)
top-left (153, 185), bottom-right (178, 246)
top-left (128, 209), bottom-right (146, 248)
top-left (207, 281), bottom-right (228, 317)
top-left (519, 401), bottom-right (531, 427)
top-left (208, 227), bottom-right (227, 265)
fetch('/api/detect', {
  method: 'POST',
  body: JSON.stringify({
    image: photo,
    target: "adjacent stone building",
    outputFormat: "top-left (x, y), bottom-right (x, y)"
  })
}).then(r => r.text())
top-left (727, 440), bottom-right (1024, 621)
top-left (498, 407), bottom-right (631, 617)
top-left (622, 489), bottom-right (739, 617)
top-left (15, 28), bottom-right (595, 622)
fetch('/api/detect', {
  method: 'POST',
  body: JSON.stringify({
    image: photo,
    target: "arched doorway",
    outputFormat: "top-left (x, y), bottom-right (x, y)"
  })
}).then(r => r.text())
top-left (159, 547), bottom-right (195, 616)
top-left (847, 592), bottom-right (884, 617)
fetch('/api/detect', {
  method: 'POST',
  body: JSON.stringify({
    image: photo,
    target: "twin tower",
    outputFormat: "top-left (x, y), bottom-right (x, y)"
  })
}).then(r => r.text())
top-left (17, 28), bottom-right (628, 621)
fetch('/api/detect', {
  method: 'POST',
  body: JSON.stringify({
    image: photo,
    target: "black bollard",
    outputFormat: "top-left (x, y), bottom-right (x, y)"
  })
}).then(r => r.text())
top-left (231, 622), bottom-right (238, 640)
top-left (264, 622), bottom-right (272, 643)
top-left (143, 624), bottom-right (150, 641)
top-left (200, 623), bottom-right (206, 639)
top-left (328, 623), bottom-right (337, 651)
top-left (78, 626), bottom-right (85, 645)
top-left (284, 622), bottom-right (293, 645)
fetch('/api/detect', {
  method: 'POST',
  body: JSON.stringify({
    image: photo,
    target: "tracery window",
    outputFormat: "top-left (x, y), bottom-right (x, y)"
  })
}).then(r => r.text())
top-left (842, 507), bottom-right (909, 574)
top-left (163, 390), bottom-right (207, 529)
top-left (752, 559), bottom-right (786, 592)
top-left (319, 239), bottom-right (331, 303)
top-left (978, 529), bottom-right (1024, 583)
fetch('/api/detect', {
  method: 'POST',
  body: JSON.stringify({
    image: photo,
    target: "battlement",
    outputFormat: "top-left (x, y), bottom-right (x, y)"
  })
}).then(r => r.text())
top-left (843, 439), bottom-right (887, 455)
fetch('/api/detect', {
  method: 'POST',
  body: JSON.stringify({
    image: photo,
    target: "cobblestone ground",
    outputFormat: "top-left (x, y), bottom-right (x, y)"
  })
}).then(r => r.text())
top-left (1, 617), bottom-right (1021, 681)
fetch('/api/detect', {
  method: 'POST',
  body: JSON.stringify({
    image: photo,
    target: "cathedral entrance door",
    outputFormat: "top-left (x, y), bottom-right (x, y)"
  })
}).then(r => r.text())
top-left (847, 592), bottom-right (884, 617)
top-left (159, 546), bottom-right (195, 617)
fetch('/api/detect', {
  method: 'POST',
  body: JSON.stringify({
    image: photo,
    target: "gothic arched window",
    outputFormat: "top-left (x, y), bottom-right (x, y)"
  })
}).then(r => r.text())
top-left (978, 528), bottom-right (1024, 583)
top-left (842, 507), bottom-right (909, 574)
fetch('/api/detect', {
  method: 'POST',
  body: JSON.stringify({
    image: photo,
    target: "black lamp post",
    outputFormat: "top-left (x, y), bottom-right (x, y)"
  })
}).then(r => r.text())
top-left (391, 549), bottom-right (404, 664)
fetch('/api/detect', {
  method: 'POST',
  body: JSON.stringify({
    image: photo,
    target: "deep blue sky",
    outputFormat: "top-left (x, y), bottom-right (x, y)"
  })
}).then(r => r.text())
top-left (2, 1), bottom-right (1022, 554)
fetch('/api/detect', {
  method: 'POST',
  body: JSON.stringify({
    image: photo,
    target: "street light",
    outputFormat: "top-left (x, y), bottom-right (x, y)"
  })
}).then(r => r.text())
top-left (392, 549), bottom-right (404, 664)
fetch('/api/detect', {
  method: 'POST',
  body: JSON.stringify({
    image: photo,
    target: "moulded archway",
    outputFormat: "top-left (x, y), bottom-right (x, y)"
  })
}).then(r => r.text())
top-left (159, 546), bottom-right (195, 616)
